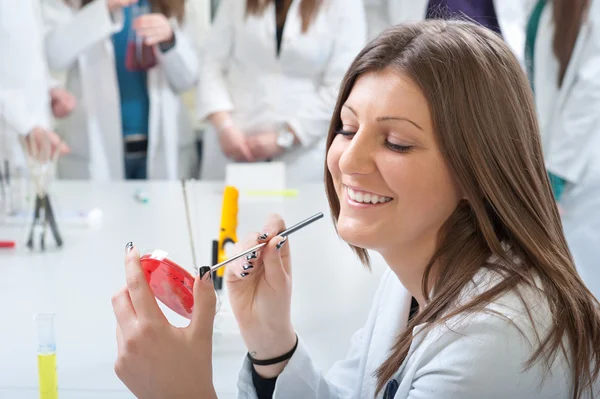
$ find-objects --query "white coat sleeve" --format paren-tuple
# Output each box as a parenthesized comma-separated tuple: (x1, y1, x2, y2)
(547, 2, 600, 184)
(47, 75, 60, 90)
(157, 8, 200, 93)
(42, 0, 124, 71)
(195, 0, 237, 121)
(287, 0, 366, 148)
(0, 89, 37, 135)
(236, 270, 391, 399)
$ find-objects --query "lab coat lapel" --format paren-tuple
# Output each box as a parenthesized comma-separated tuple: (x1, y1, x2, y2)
(262, 1, 277, 57)
(280, 0, 301, 49)
(364, 277, 412, 397)
(557, 16, 593, 110)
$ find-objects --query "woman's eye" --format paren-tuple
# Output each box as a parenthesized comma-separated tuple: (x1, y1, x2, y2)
(335, 129, 356, 137)
(385, 141, 413, 153)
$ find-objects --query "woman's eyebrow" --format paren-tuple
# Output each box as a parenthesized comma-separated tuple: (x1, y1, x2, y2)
(342, 104, 423, 131)
(376, 116, 423, 131)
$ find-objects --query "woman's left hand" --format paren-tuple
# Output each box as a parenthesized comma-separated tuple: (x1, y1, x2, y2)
(133, 14, 174, 46)
(111, 243, 218, 399)
(247, 131, 284, 161)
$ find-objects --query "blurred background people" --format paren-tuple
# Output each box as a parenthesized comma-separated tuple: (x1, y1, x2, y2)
(363, 0, 527, 65)
(0, 0, 71, 162)
(196, 0, 366, 182)
(525, 0, 600, 298)
(42, 0, 200, 180)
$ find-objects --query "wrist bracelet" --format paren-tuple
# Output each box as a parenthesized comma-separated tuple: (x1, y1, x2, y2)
(247, 334, 299, 366)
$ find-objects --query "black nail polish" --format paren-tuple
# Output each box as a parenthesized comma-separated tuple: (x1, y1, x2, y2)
(198, 266, 211, 280)
(276, 236, 288, 250)
(246, 251, 257, 260)
(126, 242, 134, 252)
(241, 272, 249, 278)
(258, 233, 269, 240)
(243, 263, 254, 271)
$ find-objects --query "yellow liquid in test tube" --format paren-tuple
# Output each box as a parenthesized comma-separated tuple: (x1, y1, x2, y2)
(36, 313, 58, 399)
(37, 353, 58, 399)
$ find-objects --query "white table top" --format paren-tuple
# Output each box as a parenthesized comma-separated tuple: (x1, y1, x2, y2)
(0, 181, 387, 398)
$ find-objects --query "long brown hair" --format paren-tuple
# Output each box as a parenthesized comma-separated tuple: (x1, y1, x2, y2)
(324, 21, 600, 398)
(74, 0, 185, 22)
(552, 0, 590, 86)
(246, 0, 322, 33)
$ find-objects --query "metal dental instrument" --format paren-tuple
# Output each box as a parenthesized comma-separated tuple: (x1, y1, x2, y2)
(197, 212, 324, 277)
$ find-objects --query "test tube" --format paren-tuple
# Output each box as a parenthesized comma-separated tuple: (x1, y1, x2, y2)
(36, 313, 58, 399)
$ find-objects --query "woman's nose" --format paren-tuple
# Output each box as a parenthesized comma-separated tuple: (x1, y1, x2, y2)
(338, 129, 376, 176)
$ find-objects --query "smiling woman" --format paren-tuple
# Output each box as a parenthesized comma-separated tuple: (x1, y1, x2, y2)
(110, 19, 600, 399)
(322, 20, 600, 398)
(327, 69, 462, 265)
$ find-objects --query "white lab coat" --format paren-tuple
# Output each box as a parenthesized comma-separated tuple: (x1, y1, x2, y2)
(529, 0, 600, 300)
(41, 0, 201, 180)
(0, 0, 51, 163)
(197, 0, 366, 182)
(236, 266, 593, 398)
(364, 0, 527, 65)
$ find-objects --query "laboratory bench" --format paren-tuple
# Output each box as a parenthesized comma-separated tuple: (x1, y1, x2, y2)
(0, 181, 386, 398)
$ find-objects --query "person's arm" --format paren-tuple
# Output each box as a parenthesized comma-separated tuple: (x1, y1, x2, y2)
(41, 0, 124, 70)
(286, 0, 366, 147)
(545, 1, 600, 185)
(194, 0, 253, 162)
(155, 6, 200, 93)
(0, 89, 37, 135)
(196, 0, 238, 123)
(236, 270, 392, 399)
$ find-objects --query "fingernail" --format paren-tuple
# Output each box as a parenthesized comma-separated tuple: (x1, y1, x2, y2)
(241, 272, 249, 278)
(126, 242, 134, 252)
(258, 233, 269, 240)
(246, 251, 257, 260)
(198, 266, 212, 281)
(276, 236, 288, 250)
(243, 263, 254, 271)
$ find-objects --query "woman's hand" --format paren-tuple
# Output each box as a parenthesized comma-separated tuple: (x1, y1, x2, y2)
(225, 215, 297, 378)
(246, 131, 284, 161)
(107, 0, 138, 12)
(111, 243, 218, 399)
(49, 88, 76, 119)
(133, 14, 174, 46)
(25, 127, 70, 158)
(219, 124, 254, 162)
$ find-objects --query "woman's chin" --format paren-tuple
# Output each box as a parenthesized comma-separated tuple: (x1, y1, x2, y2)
(337, 225, 379, 251)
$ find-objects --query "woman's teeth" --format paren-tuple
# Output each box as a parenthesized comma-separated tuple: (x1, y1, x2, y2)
(347, 187, 392, 204)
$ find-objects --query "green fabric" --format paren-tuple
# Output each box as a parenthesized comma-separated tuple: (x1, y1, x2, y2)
(548, 172, 567, 201)
(526, 1, 564, 202)
(525, 0, 549, 92)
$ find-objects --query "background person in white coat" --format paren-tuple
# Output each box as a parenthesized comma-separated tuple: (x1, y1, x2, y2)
(196, 0, 366, 182)
(525, 0, 600, 300)
(364, 0, 527, 65)
(0, 0, 71, 162)
(42, 0, 201, 180)
(110, 22, 600, 399)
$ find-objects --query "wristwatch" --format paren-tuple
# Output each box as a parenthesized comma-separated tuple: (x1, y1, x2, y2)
(276, 125, 296, 150)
